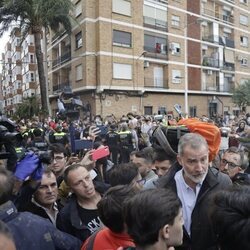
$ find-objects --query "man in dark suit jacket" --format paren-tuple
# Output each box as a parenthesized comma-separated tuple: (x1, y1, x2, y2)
(157, 133, 232, 250)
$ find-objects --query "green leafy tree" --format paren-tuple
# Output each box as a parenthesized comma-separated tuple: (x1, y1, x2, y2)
(232, 81, 250, 108)
(0, 0, 74, 112)
(15, 96, 40, 119)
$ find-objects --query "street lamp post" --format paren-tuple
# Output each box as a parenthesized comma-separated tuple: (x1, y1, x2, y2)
(184, 25, 188, 117)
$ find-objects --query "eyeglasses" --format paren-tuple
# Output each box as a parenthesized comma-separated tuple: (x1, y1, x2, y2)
(136, 179, 146, 185)
(221, 159, 238, 169)
(52, 156, 65, 162)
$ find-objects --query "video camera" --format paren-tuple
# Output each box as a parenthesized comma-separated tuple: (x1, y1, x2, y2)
(25, 147, 52, 165)
(0, 118, 22, 171)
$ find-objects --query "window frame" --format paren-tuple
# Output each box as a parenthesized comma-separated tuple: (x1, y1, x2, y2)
(113, 63, 132, 80)
(75, 31, 83, 49)
(75, 64, 83, 81)
(113, 30, 132, 48)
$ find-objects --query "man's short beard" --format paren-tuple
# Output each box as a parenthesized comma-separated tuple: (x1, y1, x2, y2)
(183, 168, 208, 184)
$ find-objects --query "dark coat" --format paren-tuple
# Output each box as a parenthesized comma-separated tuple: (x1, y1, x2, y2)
(157, 162, 232, 250)
(0, 201, 81, 250)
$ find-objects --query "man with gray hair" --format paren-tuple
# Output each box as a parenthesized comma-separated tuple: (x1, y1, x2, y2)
(157, 133, 232, 250)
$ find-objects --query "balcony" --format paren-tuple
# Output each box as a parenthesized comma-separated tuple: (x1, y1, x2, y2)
(144, 46, 168, 59)
(52, 82, 71, 93)
(202, 35, 220, 44)
(203, 57, 219, 68)
(201, 8, 215, 18)
(216, 14, 234, 24)
(144, 77, 168, 89)
(222, 62, 235, 71)
(203, 82, 234, 93)
(143, 17, 168, 32)
(52, 51, 71, 68)
(52, 30, 67, 43)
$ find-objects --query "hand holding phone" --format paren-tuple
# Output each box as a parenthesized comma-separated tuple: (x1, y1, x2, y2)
(92, 146, 110, 161)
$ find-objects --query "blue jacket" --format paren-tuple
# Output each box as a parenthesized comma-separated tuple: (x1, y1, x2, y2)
(0, 201, 82, 250)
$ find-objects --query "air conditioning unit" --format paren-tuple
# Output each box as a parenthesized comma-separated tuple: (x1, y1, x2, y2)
(144, 61, 149, 68)
(237, 55, 243, 61)
(169, 43, 175, 51)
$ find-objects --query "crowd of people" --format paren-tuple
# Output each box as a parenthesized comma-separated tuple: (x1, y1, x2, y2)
(0, 111, 250, 250)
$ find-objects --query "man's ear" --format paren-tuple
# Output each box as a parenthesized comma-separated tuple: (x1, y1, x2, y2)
(161, 224, 170, 240)
(177, 154, 183, 166)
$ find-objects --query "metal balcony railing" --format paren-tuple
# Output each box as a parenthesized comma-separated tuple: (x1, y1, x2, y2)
(143, 17, 168, 31)
(52, 82, 71, 93)
(202, 35, 235, 48)
(144, 77, 168, 89)
(203, 82, 234, 93)
(144, 46, 168, 59)
(203, 57, 220, 68)
(52, 51, 71, 68)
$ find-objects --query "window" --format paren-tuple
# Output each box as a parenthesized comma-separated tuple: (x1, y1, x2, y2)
(144, 106, 153, 115)
(30, 54, 34, 63)
(241, 58, 248, 66)
(189, 106, 197, 117)
(240, 36, 248, 47)
(154, 67, 163, 87)
(143, 5, 167, 28)
(112, 0, 131, 16)
(75, 2, 82, 17)
(113, 63, 132, 79)
(171, 15, 180, 27)
(76, 64, 83, 81)
(75, 32, 82, 49)
(172, 70, 181, 83)
(240, 0, 248, 4)
(113, 30, 132, 48)
(144, 34, 167, 54)
(240, 14, 248, 26)
(170, 42, 181, 55)
(30, 73, 35, 81)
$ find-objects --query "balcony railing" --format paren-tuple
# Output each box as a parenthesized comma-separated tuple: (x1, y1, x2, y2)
(222, 62, 235, 71)
(201, 8, 234, 24)
(203, 57, 219, 68)
(52, 51, 71, 68)
(202, 35, 235, 48)
(203, 82, 234, 93)
(52, 82, 71, 93)
(144, 46, 168, 59)
(144, 77, 168, 89)
(201, 8, 215, 17)
(143, 17, 168, 31)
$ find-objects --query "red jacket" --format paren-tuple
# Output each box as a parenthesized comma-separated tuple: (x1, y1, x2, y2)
(81, 227, 135, 250)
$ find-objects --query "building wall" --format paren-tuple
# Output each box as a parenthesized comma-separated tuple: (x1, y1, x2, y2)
(45, 0, 250, 119)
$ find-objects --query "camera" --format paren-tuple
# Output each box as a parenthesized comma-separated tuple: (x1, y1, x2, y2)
(0, 118, 22, 171)
(25, 147, 51, 165)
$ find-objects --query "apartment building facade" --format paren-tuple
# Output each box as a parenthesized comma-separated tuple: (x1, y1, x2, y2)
(1, 28, 38, 116)
(2, 0, 249, 118)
